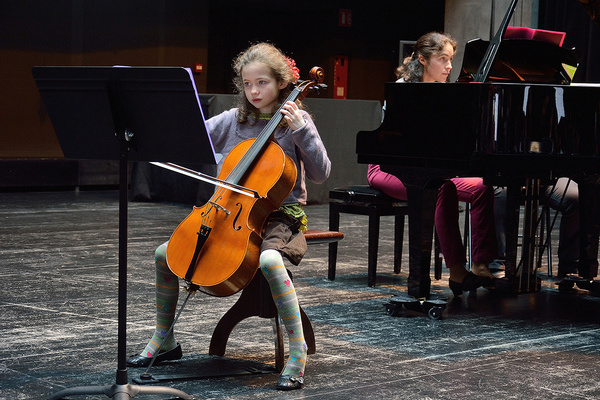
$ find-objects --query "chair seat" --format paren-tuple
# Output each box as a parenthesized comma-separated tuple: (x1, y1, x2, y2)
(329, 185, 407, 207)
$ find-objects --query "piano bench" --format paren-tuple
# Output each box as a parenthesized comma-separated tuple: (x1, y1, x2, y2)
(328, 185, 410, 287)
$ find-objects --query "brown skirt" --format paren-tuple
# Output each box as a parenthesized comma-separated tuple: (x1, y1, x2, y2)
(260, 210, 307, 266)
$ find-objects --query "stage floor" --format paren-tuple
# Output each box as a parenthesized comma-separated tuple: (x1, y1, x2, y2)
(2, 190, 600, 399)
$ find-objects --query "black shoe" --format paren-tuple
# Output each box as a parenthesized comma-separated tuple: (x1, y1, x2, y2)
(557, 261, 579, 278)
(449, 272, 493, 296)
(126, 343, 183, 367)
(487, 276, 515, 294)
(276, 375, 304, 390)
(574, 278, 594, 291)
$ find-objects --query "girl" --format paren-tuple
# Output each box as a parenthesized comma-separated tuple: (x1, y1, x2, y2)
(127, 42, 331, 391)
(368, 32, 498, 295)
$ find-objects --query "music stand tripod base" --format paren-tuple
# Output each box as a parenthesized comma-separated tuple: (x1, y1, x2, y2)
(47, 383, 193, 400)
(133, 366, 276, 385)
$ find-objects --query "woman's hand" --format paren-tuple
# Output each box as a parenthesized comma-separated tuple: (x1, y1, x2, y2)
(280, 101, 306, 131)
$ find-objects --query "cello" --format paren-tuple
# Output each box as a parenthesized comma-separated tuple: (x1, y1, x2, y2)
(164, 67, 325, 297)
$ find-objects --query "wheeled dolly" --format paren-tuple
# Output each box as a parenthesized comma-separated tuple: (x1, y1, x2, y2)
(558, 275, 600, 294)
(384, 294, 448, 320)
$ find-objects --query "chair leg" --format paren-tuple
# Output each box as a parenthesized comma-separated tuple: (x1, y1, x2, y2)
(463, 202, 472, 270)
(545, 204, 553, 276)
(273, 317, 285, 372)
(394, 214, 405, 274)
(328, 204, 340, 281)
(434, 228, 442, 280)
(367, 211, 380, 287)
(300, 308, 316, 355)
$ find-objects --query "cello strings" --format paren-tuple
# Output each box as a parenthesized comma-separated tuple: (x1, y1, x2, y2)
(225, 87, 300, 185)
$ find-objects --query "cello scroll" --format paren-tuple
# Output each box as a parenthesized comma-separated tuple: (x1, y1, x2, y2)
(295, 67, 327, 100)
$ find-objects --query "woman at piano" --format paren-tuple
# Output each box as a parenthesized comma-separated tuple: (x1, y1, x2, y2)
(368, 31, 498, 296)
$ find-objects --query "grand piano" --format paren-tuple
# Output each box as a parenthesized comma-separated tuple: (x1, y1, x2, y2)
(356, 0, 600, 298)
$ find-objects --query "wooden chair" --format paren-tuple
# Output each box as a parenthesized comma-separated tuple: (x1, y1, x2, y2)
(208, 229, 344, 371)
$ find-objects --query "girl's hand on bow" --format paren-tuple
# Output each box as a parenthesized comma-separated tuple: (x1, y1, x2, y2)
(281, 101, 306, 131)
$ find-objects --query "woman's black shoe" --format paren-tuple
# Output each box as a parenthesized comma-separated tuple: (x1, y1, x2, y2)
(126, 343, 183, 367)
(449, 272, 493, 296)
(276, 375, 304, 390)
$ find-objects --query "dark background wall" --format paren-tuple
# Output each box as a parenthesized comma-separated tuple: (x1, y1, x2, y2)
(1, 0, 211, 159)
(1, 0, 599, 200)
(539, 0, 600, 82)
(0, 0, 445, 159)
(205, 1, 446, 98)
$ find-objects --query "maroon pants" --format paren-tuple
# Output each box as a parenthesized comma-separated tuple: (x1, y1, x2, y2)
(367, 165, 497, 267)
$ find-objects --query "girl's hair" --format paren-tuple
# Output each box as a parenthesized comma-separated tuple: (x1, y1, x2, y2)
(232, 42, 300, 125)
(396, 32, 457, 82)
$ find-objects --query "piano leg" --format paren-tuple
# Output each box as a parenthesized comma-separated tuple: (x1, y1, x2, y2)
(504, 180, 543, 293)
(504, 183, 520, 288)
(406, 183, 440, 298)
(521, 179, 543, 292)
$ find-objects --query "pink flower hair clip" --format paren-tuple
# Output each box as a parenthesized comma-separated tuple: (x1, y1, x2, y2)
(284, 56, 300, 83)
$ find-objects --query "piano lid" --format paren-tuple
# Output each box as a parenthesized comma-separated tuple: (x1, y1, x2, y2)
(457, 38, 580, 84)
(459, 0, 581, 84)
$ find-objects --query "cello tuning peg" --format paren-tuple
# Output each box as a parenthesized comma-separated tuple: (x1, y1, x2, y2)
(310, 84, 328, 95)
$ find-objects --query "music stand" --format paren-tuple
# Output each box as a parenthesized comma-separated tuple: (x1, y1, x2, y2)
(33, 66, 217, 400)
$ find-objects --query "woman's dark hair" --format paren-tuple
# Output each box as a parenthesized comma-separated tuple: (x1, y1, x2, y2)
(396, 32, 457, 82)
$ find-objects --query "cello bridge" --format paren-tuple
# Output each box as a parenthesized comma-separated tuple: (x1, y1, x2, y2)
(209, 201, 231, 215)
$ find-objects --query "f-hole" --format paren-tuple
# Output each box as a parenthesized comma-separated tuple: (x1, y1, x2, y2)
(232, 203, 243, 231)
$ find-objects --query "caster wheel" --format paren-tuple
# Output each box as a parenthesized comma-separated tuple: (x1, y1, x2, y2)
(558, 280, 574, 294)
(385, 304, 401, 316)
(428, 307, 443, 320)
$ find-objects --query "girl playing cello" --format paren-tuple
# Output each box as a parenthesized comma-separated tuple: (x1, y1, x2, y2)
(127, 42, 331, 391)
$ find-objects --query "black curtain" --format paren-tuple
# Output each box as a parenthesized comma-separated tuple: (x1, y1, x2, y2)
(539, 0, 600, 82)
